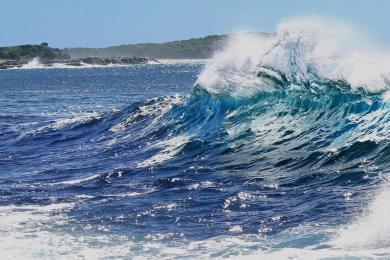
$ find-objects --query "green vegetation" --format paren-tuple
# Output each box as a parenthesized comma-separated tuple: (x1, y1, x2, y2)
(63, 35, 231, 59)
(0, 44, 70, 61)
(0, 32, 274, 69)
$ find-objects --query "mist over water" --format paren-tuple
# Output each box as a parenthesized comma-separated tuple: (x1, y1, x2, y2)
(0, 17, 390, 259)
(199, 17, 390, 95)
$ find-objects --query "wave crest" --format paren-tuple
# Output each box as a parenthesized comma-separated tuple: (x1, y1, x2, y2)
(197, 17, 390, 98)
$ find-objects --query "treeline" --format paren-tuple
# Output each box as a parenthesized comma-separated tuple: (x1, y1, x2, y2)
(0, 44, 70, 60)
(0, 32, 274, 62)
(63, 35, 231, 59)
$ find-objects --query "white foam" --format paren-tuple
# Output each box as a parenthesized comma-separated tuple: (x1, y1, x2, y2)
(51, 173, 101, 185)
(188, 181, 215, 190)
(197, 32, 274, 95)
(332, 182, 390, 249)
(109, 95, 183, 133)
(0, 203, 76, 259)
(9, 58, 205, 70)
(15, 111, 101, 140)
(1, 194, 390, 259)
(384, 91, 390, 101)
(198, 17, 390, 97)
(51, 111, 101, 129)
(137, 135, 190, 167)
(11, 58, 146, 70)
(19, 57, 45, 69)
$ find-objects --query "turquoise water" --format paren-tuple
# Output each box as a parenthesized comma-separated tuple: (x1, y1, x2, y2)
(2, 18, 390, 257)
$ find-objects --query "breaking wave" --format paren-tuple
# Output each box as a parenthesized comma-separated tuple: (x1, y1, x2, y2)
(1, 17, 390, 258)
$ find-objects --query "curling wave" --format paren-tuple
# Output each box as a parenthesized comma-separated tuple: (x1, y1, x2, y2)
(1, 17, 390, 259)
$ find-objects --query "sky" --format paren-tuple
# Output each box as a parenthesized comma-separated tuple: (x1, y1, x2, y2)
(2, 0, 390, 48)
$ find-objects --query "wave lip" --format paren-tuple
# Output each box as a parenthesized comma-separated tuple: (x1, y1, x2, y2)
(1, 17, 390, 259)
(197, 17, 390, 97)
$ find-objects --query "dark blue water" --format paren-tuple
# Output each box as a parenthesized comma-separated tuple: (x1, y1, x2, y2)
(0, 63, 389, 258)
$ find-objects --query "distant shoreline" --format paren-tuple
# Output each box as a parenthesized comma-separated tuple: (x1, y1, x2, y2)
(0, 58, 209, 70)
(0, 32, 274, 70)
(62, 32, 273, 59)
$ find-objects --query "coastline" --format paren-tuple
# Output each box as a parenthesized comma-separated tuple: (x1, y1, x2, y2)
(0, 58, 209, 70)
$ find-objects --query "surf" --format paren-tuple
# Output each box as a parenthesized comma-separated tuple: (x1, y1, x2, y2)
(0, 17, 390, 259)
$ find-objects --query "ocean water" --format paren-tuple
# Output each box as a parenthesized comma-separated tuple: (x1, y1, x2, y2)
(1, 19, 390, 259)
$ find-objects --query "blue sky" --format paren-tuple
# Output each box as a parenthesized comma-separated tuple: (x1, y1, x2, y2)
(1, 0, 390, 48)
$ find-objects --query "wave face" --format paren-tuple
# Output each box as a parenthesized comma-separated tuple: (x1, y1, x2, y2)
(0, 18, 390, 258)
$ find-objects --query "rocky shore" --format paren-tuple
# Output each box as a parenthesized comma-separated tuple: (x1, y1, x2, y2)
(0, 57, 149, 69)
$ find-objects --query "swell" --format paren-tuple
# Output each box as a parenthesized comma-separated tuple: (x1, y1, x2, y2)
(0, 74, 389, 260)
(2, 18, 390, 258)
(6, 72, 389, 184)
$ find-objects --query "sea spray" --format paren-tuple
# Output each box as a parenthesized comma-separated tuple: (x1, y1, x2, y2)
(0, 17, 389, 259)
(198, 17, 390, 96)
(333, 181, 390, 249)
